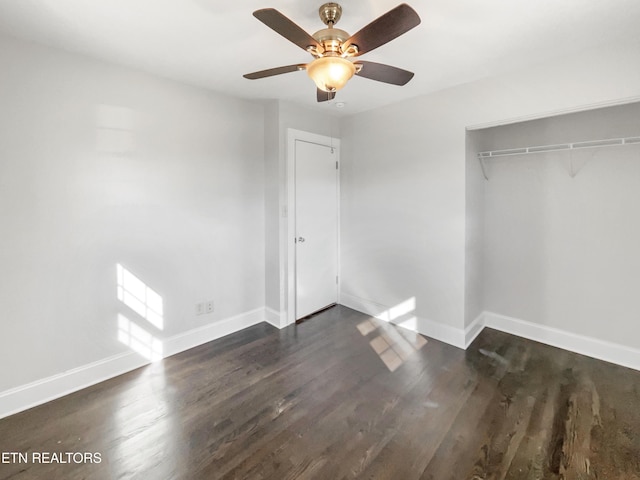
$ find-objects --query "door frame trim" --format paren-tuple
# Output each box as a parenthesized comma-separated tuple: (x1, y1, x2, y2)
(286, 129, 341, 327)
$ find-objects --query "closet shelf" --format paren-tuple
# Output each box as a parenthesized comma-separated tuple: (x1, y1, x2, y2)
(477, 135, 640, 180)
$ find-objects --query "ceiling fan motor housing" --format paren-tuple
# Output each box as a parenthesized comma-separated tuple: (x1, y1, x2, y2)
(312, 27, 350, 55)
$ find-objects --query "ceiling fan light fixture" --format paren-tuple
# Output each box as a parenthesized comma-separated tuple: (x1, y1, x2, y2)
(306, 56, 355, 92)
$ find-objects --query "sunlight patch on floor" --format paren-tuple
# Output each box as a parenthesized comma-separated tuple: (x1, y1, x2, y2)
(358, 317, 427, 372)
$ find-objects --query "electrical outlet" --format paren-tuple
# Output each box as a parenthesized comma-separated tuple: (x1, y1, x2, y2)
(206, 301, 214, 313)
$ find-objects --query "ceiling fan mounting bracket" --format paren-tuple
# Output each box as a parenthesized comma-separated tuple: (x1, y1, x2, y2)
(318, 3, 342, 26)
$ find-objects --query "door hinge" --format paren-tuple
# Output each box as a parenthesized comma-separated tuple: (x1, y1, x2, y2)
(336, 161, 339, 170)
(336, 275, 339, 284)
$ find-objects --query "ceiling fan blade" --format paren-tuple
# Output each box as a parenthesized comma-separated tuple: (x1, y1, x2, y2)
(343, 4, 420, 57)
(317, 89, 336, 102)
(243, 64, 306, 80)
(354, 61, 414, 85)
(253, 8, 322, 52)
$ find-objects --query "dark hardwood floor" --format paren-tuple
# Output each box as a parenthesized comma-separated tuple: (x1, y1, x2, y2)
(1, 305, 639, 479)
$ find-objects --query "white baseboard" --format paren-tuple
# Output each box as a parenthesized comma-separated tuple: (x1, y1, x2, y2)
(0, 307, 267, 420)
(163, 307, 265, 357)
(264, 307, 284, 329)
(464, 312, 486, 348)
(339, 292, 467, 349)
(482, 311, 640, 371)
(0, 352, 150, 422)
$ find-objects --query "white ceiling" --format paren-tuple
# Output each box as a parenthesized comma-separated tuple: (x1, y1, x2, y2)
(0, 0, 639, 114)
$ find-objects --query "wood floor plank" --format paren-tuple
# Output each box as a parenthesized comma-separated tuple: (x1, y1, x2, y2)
(1, 308, 639, 479)
(419, 341, 521, 480)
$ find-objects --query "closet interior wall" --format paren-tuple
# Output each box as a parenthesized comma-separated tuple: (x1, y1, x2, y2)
(477, 102, 640, 349)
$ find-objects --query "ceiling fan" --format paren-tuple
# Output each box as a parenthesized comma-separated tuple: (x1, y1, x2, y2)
(243, 3, 421, 102)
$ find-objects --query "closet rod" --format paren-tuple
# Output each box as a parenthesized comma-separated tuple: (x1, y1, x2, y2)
(477, 135, 640, 180)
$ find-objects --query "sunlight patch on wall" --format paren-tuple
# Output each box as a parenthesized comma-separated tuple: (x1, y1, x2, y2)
(118, 314, 163, 362)
(361, 295, 423, 334)
(117, 264, 164, 330)
(374, 297, 416, 322)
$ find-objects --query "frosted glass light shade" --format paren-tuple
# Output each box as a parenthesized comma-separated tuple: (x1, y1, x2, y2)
(307, 56, 356, 92)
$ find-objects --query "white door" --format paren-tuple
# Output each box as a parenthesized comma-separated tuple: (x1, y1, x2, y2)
(295, 140, 338, 319)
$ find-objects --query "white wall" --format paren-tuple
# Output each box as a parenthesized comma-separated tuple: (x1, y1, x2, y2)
(264, 101, 280, 315)
(340, 99, 467, 336)
(480, 102, 640, 349)
(0, 35, 265, 393)
(340, 41, 640, 346)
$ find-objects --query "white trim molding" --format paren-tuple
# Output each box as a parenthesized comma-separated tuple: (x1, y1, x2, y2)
(265, 307, 284, 329)
(464, 312, 486, 349)
(0, 352, 149, 422)
(481, 311, 640, 372)
(0, 307, 268, 420)
(162, 307, 266, 358)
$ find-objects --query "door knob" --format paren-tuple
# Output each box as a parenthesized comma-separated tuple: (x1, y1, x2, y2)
(298, 237, 305, 243)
